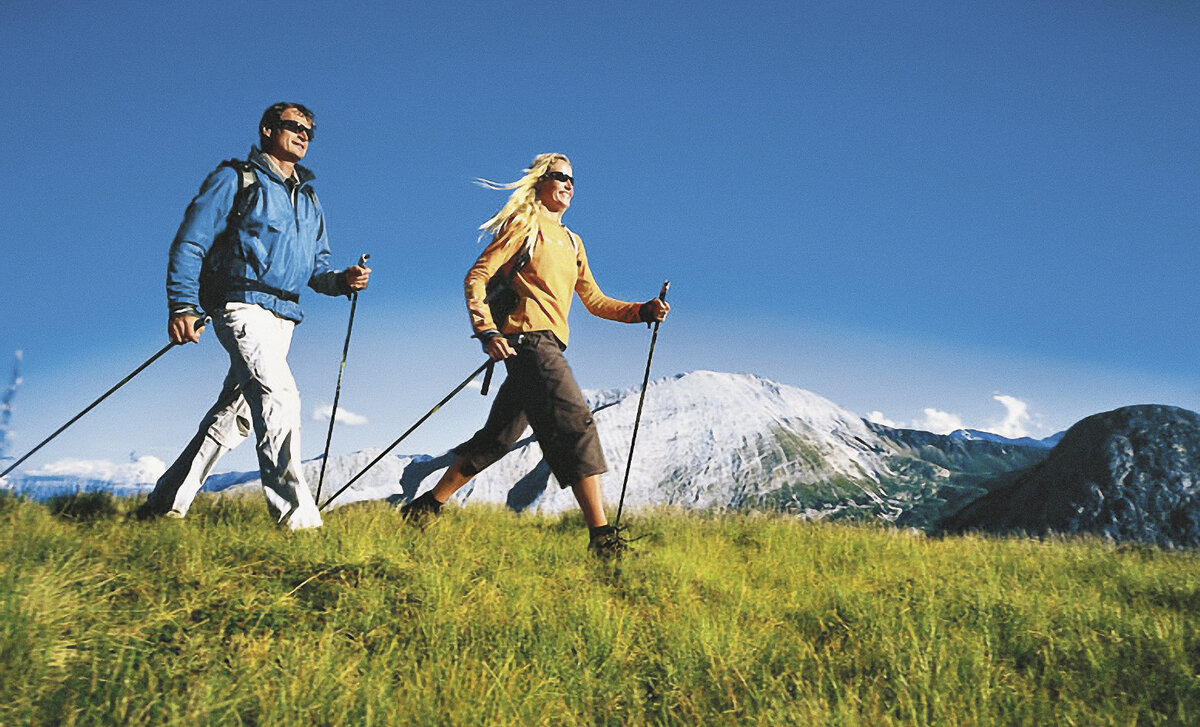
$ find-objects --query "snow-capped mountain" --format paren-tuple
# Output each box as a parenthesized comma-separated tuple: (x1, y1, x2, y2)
(1, 456, 166, 499)
(207, 371, 901, 515)
(394, 370, 896, 514)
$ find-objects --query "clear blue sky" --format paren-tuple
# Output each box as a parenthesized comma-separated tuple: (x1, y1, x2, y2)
(2, 0, 1197, 474)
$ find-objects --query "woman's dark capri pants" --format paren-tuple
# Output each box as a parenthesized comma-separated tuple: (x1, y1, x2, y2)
(454, 331, 607, 487)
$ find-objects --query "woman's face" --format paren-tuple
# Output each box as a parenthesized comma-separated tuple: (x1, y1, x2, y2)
(536, 160, 574, 214)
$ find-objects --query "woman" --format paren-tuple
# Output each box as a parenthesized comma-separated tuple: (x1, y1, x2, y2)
(402, 153, 669, 557)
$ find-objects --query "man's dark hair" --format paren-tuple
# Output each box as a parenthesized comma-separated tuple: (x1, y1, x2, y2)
(258, 102, 315, 150)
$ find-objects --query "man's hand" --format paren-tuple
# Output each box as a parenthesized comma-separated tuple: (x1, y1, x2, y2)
(484, 335, 517, 361)
(169, 315, 205, 345)
(641, 297, 671, 323)
(344, 264, 371, 291)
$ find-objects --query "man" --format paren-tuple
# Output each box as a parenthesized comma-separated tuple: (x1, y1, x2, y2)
(139, 102, 370, 530)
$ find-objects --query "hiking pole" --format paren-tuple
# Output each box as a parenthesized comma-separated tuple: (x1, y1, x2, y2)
(315, 253, 370, 503)
(318, 359, 492, 511)
(0, 319, 208, 479)
(614, 280, 670, 527)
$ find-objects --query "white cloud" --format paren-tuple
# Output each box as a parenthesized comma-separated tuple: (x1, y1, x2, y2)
(311, 405, 368, 426)
(865, 411, 900, 428)
(465, 379, 483, 391)
(867, 407, 963, 434)
(914, 408, 964, 435)
(868, 394, 1040, 439)
(988, 394, 1031, 438)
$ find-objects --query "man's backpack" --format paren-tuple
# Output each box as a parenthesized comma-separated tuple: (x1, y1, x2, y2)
(198, 159, 260, 314)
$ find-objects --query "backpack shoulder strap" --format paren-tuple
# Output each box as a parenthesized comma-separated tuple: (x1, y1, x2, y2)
(218, 158, 259, 225)
(560, 224, 580, 256)
(505, 232, 536, 279)
(201, 159, 258, 295)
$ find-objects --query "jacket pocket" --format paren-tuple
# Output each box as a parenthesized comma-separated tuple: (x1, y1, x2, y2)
(237, 208, 290, 278)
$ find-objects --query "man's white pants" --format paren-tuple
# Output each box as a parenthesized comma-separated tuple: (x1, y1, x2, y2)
(146, 303, 322, 529)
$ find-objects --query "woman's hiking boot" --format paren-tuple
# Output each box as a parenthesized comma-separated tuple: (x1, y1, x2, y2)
(400, 491, 443, 526)
(588, 524, 628, 559)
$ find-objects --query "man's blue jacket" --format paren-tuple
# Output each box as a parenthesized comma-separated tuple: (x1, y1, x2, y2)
(167, 149, 349, 324)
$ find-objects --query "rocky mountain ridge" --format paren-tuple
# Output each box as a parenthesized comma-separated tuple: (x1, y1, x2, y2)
(938, 404, 1200, 548)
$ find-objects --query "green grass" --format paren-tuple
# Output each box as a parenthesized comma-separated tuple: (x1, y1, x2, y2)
(1, 491, 1198, 725)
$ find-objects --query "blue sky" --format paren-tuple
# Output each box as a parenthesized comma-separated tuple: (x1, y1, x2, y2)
(2, 0, 1198, 475)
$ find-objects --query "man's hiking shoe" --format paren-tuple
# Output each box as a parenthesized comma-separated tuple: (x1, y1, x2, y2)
(132, 503, 184, 521)
(400, 491, 443, 525)
(588, 525, 629, 559)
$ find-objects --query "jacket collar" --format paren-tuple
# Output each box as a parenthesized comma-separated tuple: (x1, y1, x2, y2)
(247, 147, 316, 186)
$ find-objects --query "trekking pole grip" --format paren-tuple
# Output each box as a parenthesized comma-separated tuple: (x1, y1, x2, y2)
(346, 253, 369, 300)
(173, 315, 210, 346)
(351, 253, 370, 297)
(646, 280, 670, 329)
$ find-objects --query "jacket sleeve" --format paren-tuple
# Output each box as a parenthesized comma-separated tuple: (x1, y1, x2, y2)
(305, 195, 351, 297)
(166, 167, 239, 316)
(465, 225, 527, 336)
(573, 235, 643, 323)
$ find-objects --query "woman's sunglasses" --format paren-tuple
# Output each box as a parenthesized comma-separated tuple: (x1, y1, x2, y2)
(541, 171, 573, 184)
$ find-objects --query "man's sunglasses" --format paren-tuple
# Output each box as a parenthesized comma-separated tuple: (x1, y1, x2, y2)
(541, 171, 573, 184)
(277, 119, 314, 139)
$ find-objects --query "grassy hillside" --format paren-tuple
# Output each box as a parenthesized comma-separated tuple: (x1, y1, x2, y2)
(1, 492, 1197, 725)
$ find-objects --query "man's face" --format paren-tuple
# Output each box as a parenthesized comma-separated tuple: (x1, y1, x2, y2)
(262, 107, 312, 165)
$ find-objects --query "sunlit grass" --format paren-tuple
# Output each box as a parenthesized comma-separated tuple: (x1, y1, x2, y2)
(1, 491, 1197, 725)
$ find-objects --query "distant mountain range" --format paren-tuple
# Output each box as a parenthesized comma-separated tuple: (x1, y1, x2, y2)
(3, 370, 1195, 547)
(946, 428, 1063, 449)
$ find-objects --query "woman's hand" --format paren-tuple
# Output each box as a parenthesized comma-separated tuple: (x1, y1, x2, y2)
(485, 335, 517, 361)
(640, 298, 671, 323)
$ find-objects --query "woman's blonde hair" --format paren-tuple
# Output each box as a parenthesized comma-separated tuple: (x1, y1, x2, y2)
(476, 153, 570, 242)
